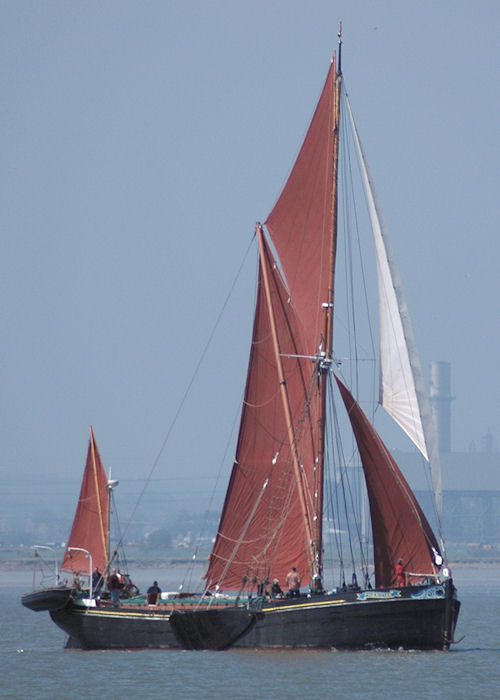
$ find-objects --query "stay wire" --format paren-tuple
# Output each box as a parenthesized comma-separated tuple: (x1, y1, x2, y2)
(116, 233, 256, 552)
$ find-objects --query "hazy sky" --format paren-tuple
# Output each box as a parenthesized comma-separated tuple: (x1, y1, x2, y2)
(2, 1, 499, 517)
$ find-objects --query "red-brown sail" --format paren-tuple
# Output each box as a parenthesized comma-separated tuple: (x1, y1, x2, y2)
(206, 58, 340, 592)
(265, 57, 338, 352)
(205, 234, 322, 591)
(335, 375, 441, 587)
(61, 427, 109, 575)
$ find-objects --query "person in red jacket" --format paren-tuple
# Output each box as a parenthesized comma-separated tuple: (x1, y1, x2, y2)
(396, 558, 406, 587)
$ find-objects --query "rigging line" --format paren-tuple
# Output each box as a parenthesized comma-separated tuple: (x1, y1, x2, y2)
(108, 490, 128, 572)
(328, 380, 358, 579)
(179, 380, 245, 596)
(340, 105, 360, 398)
(340, 94, 378, 411)
(203, 477, 270, 606)
(327, 373, 371, 582)
(325, 391, 347, 584)
(339, 99, 377, 411)
(117, 232, 257, 548)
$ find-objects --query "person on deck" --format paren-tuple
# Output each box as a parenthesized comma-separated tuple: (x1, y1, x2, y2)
(396, 558, 406, 587)
(92, 567, 103, 597)
(286, 567, 301, 598)
(107, 568, 121, 606)
(147, 580, 162, 605)
(270, 578, 283, 598)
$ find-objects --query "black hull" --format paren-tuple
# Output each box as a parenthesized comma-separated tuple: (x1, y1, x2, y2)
(21, 587, 74, 612)
(235, 590, 460, 650)
(45, 583, 459, 652)
(173, 584, 461, 651)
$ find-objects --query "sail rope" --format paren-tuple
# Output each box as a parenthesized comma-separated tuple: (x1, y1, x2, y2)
(199, 477, 270, 608)
(325, 375, 372, 588)
(207, 343, 322, 593)
(178, 381, 245, 595)
(339, 94, 378, 415)
(344, 91, 445, 552)
(113, 234, 256, 576)
(321, 96, 384, 589)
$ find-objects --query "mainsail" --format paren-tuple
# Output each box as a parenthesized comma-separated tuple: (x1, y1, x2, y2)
(206, 57, 341, 592)
(61, 427, 109, 575)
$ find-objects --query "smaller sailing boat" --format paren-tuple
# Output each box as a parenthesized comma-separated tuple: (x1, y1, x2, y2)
(168, 34, 461, 651)
(22, 427, 135, 617)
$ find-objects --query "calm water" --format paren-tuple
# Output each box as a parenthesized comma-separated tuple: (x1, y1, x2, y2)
(1, 564, 499, 699)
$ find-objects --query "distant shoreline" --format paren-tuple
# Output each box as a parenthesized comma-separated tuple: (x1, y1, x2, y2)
(3, 557, 500, 573)
(6, 560, 500, 592)
(0, 558, 201, 570)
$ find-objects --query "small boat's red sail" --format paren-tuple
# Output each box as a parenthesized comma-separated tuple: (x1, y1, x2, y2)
(335, 375, 441, 587)
(61, 427, 109, 575)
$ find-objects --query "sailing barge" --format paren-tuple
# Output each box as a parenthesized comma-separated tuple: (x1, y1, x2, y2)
(169, 36, 460, 651)
(22, 38, 460, 651)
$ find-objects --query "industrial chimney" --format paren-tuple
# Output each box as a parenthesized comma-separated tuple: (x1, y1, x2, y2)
(429, 361, 454, 453)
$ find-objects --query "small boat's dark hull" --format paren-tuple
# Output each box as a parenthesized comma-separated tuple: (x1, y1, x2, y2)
(43, 582, 459, 651)
(50, 602, 178, 650)
(21, 587, 74, 612)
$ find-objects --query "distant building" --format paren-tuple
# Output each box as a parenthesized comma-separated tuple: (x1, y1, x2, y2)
(394, 449, 500, 545)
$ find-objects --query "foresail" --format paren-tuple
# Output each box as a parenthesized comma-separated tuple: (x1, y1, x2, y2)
(205, 235, 322, 592)
(335, 375, 441, 587)
(346, 97, 443, 521)
(61, 427, 109, 575)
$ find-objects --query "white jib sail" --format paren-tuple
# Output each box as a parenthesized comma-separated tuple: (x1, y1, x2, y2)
(346, 96, 443, 524)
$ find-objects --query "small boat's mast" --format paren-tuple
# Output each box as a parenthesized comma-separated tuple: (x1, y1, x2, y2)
(89, 427, 107, 570)
(106, 472, 119, 574)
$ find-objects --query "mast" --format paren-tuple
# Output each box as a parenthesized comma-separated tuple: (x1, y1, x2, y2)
(256, 224, 317, 577)
(314, 32, 342, 589)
